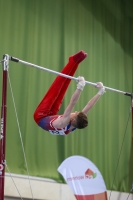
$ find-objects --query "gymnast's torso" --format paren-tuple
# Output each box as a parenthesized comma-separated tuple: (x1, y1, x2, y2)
(38, 115, 76, 135)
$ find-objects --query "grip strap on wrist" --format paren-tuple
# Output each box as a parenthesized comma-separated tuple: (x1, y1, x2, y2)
(77, 82, 85, 91)
(77, 77, 85, 91)
(98, 87, 106, 95)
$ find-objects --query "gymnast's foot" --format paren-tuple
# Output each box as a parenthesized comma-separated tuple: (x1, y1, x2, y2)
(71, 50, 88, 64)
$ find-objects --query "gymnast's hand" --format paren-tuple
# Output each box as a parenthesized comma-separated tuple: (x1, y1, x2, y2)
(95, 82, 106, 95)
(77, 76, 86, 91)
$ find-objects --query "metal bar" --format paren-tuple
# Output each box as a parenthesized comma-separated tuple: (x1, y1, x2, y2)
(9, 55, 132, 96)
(0, 54, 9, 200)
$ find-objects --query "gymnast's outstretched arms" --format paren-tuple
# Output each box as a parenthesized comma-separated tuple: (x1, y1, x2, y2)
(52, 78, 105, 129)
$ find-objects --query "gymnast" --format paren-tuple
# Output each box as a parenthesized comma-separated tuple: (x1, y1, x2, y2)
(33, 50, 105, 135)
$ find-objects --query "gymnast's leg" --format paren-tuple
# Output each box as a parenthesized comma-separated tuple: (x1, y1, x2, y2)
(34, 50, 87, 124)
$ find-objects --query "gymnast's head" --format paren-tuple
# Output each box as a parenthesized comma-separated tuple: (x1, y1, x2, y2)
(71, 111, 88, 129)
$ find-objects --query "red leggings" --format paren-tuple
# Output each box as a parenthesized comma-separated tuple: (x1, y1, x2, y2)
(34, 51, 87, 124)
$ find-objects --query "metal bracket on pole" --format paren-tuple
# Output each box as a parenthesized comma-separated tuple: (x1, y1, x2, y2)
(2, 54, 9, 71)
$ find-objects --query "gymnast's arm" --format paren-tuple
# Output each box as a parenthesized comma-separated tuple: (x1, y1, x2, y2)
(82, 82, 105, 115)
(52, 77, 85, 129)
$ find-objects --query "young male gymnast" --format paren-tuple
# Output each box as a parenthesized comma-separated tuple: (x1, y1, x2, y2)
(34, 50, 105, 135)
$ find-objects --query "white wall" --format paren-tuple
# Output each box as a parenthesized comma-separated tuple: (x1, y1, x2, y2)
(4, 173, 133, 200)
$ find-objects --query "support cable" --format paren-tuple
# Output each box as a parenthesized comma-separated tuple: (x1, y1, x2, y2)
(4, 161, 23, 200)
(126, 183, 133, 200)
(109, 108, 131, 200)
(8, 72, 34, 200)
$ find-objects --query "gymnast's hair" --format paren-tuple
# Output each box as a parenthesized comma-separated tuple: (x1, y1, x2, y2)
(74, 112, 88, 129)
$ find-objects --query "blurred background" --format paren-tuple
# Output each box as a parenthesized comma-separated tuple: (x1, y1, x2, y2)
(0, 0, 133, 198)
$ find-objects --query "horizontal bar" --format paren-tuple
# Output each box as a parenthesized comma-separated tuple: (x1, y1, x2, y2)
(9, 55, 132, 96)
